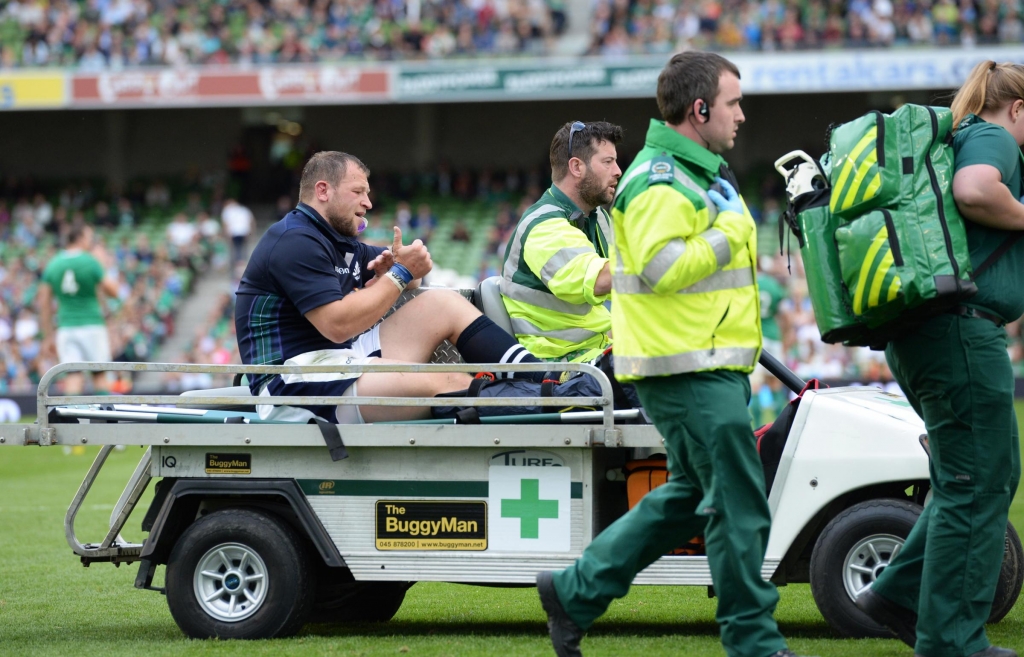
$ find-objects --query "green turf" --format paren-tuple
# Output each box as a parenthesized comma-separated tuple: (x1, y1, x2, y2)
(2, 409, 1024, 657)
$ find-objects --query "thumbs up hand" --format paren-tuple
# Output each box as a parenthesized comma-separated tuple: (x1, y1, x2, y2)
(392, 226, 403, 255)
(393, 226, 432, 280)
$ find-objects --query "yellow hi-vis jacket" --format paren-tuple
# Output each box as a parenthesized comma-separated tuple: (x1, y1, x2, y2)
(499, 184, 612, 361)
(610, 119, 761, 381)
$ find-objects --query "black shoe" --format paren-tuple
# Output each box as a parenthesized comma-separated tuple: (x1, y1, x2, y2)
(916, 649, 1018, 657)
(537, 571, 584, 657)
(766, 651, 819, 657)
(854, 587, 917, 648)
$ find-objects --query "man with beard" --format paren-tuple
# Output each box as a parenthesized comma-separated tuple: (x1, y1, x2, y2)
(536, 53, 804, 657)
(235, 151, 547, 424)
(500, 121, 623, 362)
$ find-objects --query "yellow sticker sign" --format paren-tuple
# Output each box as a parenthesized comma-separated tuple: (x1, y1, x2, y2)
(205, 453, 251, 475)
(375, 501, 487, 551)
(0, 72, 67, 109)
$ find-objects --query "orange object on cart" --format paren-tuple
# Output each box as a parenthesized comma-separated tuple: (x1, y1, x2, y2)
(622, 455, 705, 555)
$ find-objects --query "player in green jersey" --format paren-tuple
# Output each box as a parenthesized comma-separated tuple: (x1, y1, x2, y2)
(38, 224, 120, 394)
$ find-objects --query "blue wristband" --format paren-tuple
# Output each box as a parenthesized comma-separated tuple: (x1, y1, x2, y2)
(390, 263, 414, 285)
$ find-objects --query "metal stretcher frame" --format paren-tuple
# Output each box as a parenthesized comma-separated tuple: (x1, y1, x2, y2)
(6, 360, 666, 567)
(35, 361, 619, 431)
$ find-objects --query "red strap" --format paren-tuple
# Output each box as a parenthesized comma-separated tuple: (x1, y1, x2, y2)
(753, 379, 824, 455)
(797, 378, 823, 398)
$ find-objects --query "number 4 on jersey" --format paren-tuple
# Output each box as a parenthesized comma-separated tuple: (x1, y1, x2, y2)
(61, 269, 79, 295)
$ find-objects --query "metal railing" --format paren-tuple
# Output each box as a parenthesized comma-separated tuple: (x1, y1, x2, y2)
(37, 360, 618, 433)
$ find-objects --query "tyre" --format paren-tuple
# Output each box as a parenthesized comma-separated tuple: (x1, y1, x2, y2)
(165, 508, 315, 639)
(988, 521, 1024, 624)
(809, 498, 921, 638)
(309, 577, 411, 624)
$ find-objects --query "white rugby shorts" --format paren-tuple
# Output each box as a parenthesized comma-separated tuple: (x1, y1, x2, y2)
(257, 325, 382, 424)
(56, 325, 112, 364)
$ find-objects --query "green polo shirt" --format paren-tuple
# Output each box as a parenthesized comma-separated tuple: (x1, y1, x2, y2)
(953, 114, 1024, 322)
(41, 250, 105, 327)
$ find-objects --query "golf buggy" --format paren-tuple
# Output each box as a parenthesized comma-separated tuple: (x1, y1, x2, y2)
(2, 282, 1019, 640)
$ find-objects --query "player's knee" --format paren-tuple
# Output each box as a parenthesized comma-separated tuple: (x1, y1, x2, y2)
(418, 288, 472, 310)
(439, 372, 472, 394)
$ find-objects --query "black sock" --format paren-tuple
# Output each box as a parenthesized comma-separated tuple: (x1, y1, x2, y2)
(456, 316, 545, 381)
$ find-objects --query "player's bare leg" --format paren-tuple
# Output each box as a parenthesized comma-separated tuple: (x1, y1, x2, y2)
(354, 358, 471, 422)
(378, 289, 483, 363)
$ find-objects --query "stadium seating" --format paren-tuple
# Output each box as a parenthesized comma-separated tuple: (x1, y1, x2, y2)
(1, 0, 565, 67)
(3, 0, 1017, 68)
(588, 0, 1024, 55)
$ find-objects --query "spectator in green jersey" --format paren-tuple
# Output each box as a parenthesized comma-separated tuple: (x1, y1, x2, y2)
(38, 224, 120, 394)
(750, 256, 791, 426)
(757, 256, 789, 359)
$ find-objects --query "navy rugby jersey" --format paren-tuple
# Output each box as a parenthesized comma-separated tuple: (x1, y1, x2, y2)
(234, 203, 386, 393)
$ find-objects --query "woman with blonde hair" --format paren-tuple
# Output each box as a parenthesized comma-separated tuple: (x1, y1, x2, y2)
(856, 60, 1024, 657)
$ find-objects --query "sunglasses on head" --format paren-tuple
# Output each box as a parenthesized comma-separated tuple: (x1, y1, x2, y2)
(568, 121, 586, 161)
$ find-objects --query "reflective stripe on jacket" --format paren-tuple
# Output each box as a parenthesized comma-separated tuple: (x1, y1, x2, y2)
(500, 185, 612, 360)
(610, 119, 761, 381)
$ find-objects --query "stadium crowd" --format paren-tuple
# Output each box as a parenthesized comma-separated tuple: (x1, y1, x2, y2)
(7, 164, 1024, 398)
(0, 0, 1020, 68)
(163, 291, 241, 391)
(0, 180, 236, 393)
(0, 0, 565, 68)
(588, 0, 1024, 55)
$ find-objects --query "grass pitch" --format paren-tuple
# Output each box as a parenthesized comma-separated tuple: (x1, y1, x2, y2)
(2, 411, 1024, 656)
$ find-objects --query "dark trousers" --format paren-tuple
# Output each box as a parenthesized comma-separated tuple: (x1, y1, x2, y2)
(551, 370, 788, 657)
(231, 235, 246, 265)
(875, 314, 1021, 657)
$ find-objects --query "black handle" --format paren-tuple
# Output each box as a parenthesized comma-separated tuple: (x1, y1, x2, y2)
(758, 350, 805, 395)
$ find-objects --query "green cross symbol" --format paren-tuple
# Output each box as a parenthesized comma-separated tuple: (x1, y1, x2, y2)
(501, 478, 559, 539)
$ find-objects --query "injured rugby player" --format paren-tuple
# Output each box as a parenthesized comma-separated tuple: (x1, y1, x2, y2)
(235, 151, 548, 423)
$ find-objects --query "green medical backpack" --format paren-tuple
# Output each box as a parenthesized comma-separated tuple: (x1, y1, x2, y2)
(780, 104, 977, 347)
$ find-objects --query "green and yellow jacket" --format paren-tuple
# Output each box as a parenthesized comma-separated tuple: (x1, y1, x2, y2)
(500, 184, 612, 361)
(610, 119, 761, 381)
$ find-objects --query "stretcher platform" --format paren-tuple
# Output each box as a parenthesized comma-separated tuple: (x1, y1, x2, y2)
(50, 403, 644, 425)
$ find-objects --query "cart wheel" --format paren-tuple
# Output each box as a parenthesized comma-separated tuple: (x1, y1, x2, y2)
(988, 521, 1024, 624)
(165, 508, 314, 639)
(810, 498, 921, 638)
(309, 580, 412, 624)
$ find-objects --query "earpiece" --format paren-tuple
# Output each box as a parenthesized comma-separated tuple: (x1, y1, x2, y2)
(688, 99, 712, 149)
